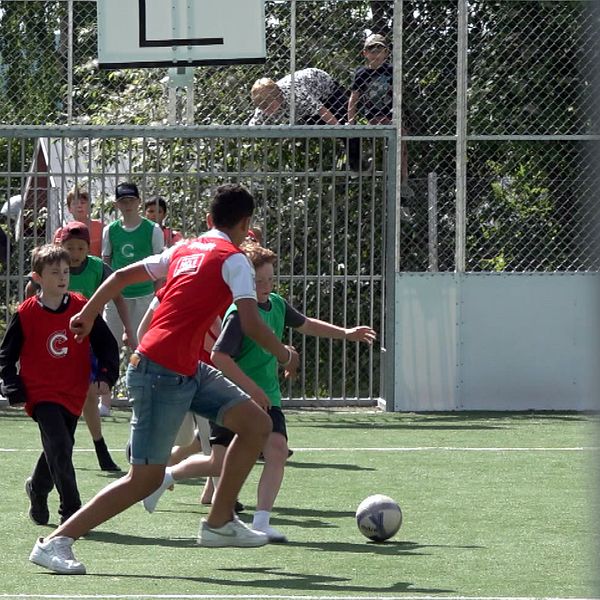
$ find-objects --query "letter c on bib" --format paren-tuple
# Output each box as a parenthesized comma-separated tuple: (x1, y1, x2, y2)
(48, 330, 69, 358)
(121, 243, 134, 258)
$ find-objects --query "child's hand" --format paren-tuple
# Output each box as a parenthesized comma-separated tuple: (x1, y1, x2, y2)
(70, 312, 93, 342)
(283, 345, 299, 380)
(248, 383, 271, 411)
(123, 329, 136, 350)
(346, 326, 376, 344)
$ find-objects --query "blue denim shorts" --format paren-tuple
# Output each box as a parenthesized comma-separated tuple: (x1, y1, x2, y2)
(126, 353, 249, 465)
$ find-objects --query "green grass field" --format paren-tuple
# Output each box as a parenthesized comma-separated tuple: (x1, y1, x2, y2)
(0, 406, 598, 599)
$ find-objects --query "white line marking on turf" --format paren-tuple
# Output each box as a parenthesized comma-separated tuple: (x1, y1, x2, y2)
(0, 447, 596, 453)
(0, 596, 598, 600)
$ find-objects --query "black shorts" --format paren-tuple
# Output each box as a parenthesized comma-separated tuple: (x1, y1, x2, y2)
(209, 406, 288, 447)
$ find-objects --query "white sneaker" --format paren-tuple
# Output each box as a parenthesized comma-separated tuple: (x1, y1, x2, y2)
(98, 403, 111, 417)
(253, 524, 288, 543)
(29, 536, 86, 575)
(197, 517, 269, 547)
(142, 481, 169, 513)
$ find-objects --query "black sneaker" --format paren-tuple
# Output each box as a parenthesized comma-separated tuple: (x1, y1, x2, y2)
(234, 500, 245, 513)
(25, 477, 49, 525)
(98, 454, 121, 472)
(94, 438, 121, 472)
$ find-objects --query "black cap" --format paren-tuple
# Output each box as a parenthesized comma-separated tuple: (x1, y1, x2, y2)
(115, 182, 140, 200)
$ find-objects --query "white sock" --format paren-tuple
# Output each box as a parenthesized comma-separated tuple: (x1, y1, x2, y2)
(163, 468, 175, 489)
(253, 510, 270, 529)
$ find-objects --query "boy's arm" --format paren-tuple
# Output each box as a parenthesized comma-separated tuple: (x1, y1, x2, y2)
(70, 262, 152, 342)
(348, 90, 361, 125)
(211, 351, 271, 411)
(0, 313, 27, 405)
(113, 294, 136, 349)
(235, 297, 299, 379)
(317, 105, 339, 125)
(211, 311, 271, 410)
(89, 314, 120, 389)
(137, 296, 159, 342)
(298, 317, 376, 344)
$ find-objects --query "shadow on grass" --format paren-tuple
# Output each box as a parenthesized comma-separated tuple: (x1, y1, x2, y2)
(284, 460, 375, 471)
(84, 530, 198, 548)
(290, 411, 596, 432)
(74, 564, 455, 595)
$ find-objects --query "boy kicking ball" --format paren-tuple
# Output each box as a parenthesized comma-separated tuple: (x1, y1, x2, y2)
(28, 184, 299, 575)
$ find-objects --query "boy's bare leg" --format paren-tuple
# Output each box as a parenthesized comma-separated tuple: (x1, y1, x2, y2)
(256, 432, 288, 511)
(206, 401, 271, 527)
(82, 387, 101, 440)
(169, 437, 202, 466)
(44, 464, 165, 542)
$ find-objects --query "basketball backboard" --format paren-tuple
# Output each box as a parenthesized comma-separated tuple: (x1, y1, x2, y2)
(97, 0, 266, 69)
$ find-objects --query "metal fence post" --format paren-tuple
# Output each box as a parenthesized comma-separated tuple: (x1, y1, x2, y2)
(428, 172, 439, 271)
(392, 0, 403, 273)
(67, 0, 74, 125)
(456, 0, 468, 272)
(289, 0, 297, 125)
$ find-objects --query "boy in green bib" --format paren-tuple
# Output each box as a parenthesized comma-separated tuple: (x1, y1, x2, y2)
(142, 240, 376, 543)
(100, 182, 164, 415)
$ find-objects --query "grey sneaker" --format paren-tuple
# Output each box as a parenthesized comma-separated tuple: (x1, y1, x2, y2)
(25, 478, 49, 525)
(197, 517, 269, 547)
(29, 536, 86, 575)
(253, 524, 288, 543)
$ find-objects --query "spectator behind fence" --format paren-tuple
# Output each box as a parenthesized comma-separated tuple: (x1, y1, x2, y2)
(144, 196, 183, 248)
(347, 34, 413, 196)
(100, 182, 164, 416)
(249, 68, 348, 126)
(63, 186, 104, 257)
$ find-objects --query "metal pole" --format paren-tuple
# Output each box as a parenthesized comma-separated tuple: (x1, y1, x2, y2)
(456, 0, 468, 272)
(289, 0, 297, 125)
(67, 0, 74, 125)
(428, 172, 438, 271)
(392, 0, 403, 273)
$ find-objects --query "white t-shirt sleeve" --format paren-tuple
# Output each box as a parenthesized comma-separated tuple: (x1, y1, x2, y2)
(151, 224, 165, 253)
(143, 246, 175, 281)
(222, 253, 257, 301)
(101, 225, 111, 258)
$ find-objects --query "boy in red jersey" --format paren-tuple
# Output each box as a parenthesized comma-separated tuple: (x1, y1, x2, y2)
(0, 245, 118, 529)
(29, 184, 299, 575)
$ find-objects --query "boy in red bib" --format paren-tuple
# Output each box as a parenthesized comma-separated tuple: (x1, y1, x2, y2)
(29, 184, 299, 575)
(0, 245, 118, 527)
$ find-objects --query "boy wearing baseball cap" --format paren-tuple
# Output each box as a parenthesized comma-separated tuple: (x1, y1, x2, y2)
(347, 34, 413, 196)
(53, 221, 134, 471)
(100, 182, 164, 415)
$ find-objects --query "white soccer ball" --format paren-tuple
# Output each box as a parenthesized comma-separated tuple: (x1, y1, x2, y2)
(356, 494, 402, 542)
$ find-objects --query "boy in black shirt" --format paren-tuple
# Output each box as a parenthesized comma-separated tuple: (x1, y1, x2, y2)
(0, 244, 119, 529)
(348, 34, 413, 197)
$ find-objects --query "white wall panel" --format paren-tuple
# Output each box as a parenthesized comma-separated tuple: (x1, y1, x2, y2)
(394, 273, 600, 411)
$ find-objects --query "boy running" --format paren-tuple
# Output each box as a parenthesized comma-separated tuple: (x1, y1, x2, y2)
(28, 183, 299, 575)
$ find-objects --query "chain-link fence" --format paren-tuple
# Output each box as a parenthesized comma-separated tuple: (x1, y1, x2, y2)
(0, 127, 392, 403)
(0, 0, 597, 404)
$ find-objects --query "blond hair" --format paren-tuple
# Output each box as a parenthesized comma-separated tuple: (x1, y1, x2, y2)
(66, 185, 90, 209)
(31, 244, 70, 275)
(251, 78, 283, 111)
(241, 240, 277, 270)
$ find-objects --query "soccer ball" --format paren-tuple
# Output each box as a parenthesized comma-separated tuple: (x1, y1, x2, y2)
(356, 494, 402, 542)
